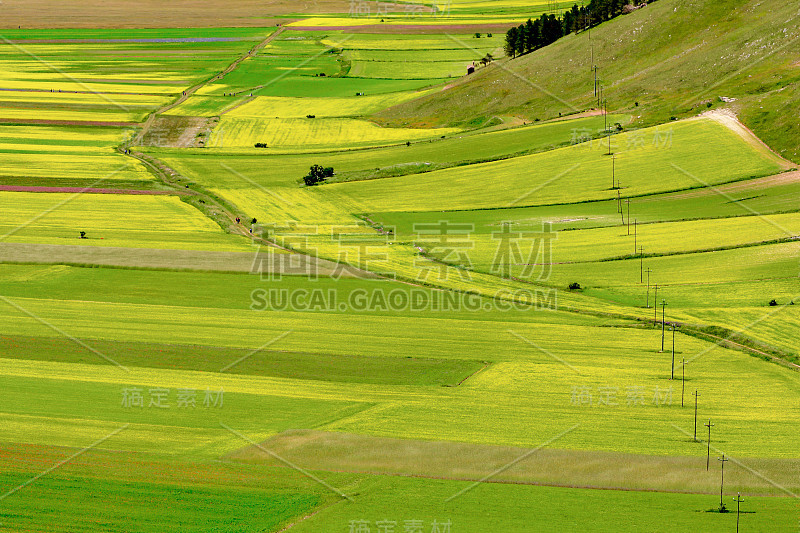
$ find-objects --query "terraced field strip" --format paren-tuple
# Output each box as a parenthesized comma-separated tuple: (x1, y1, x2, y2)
(321, 118, 786, 212)
(0, 191, 254, 251)
(207, 117, 461, 149)
(0, 309, 797, 457)
(130, 28, 283, 145)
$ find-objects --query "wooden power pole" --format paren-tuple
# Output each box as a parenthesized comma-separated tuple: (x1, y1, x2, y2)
(693, 390, 700, 441)
(718, 454, 729, 512)
(704, 419, 714, 471)
(660, 299, 667, 352)
(681, 359, 687, 407)
(733, 493, 744, 532)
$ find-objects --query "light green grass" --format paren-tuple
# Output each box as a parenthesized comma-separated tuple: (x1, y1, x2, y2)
(322, 118, 785, 212)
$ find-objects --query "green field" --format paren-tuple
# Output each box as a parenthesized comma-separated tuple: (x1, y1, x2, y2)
(1, 4, 799, 532)
(323, 118, 786, 212)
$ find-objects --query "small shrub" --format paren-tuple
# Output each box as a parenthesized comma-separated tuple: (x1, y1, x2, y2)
(303, 164, 332, 186)
(254, 142, 268, 148)
(568, 282, 582, 290)
(769, 299, 778, 306)
(79, 231, 87, 239)
(306, 114, 316, 119)
(251, 218, 257, 224)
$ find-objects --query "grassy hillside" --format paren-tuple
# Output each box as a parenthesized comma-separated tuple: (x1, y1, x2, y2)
(375, 0, 800, 162)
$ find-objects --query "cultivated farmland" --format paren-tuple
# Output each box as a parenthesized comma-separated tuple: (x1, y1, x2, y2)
(1, 1, 799, 532)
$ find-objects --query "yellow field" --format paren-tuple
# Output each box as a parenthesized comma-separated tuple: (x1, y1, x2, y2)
(0, 124, 133, 144)
(0, 91, 169, 106)
(207, 117, 461, 149)
(0, 153, 153, 182)
(0, 78, 185, 95)
(0, 106, 148, 123)
(225, 91, 436, 119)
(287, 16, 523, 27)
(0, 192, 253, 251)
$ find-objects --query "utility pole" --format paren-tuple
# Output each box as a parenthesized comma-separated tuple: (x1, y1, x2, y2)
(660, 299, 667, 352)
(639, 246, 644, 283)
(607, 99, 612, 156)
(612, 153, 616, 189)
(592, 65, 598, 97)
(653, 284, 659, 322)
(626, 198, 631, 235)
(704, 419, 714, 471)
(671, 326, 675, 380)
(718, 455, 729, 512)
(693, 390, 700, 441)
(645, 268, 652, 307)
(681, 359, 687, 407)
(634, 219, 637, 253)
(733, 493, 744, 532)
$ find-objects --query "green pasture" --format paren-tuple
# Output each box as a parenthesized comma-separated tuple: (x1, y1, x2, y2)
(0, 277, 798, 459)
(322, 118, 786, 212)
(144, 114, 612, 184)
(288, 475, 800, 533)
(371, 173, 800, 233)
(547, 241, 800, 308)
(0, 13, 798, 533)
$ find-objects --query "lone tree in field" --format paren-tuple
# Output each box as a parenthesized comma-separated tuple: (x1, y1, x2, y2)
(303, 164, 334, 186)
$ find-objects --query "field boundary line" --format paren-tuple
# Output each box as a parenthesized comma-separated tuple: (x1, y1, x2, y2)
(130, 27, 286, 145)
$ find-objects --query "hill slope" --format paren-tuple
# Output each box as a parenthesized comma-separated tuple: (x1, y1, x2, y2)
(375, 0, 800, 162)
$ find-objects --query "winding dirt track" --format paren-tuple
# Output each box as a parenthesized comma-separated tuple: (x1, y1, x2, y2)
(130, 27, 286, 146)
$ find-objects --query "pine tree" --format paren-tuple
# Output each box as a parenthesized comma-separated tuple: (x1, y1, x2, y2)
(504, 26, 518, 57)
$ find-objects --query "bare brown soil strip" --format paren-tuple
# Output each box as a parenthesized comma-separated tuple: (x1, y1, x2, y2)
(0, 0, 332, 28)
(0, 185, 183, 195)
(139, 115, 214, 148)
(0, 242, 371, 277)
(228, 429, 800, 497)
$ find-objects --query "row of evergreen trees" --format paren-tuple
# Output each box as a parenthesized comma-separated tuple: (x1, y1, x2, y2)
(504, 1, 649, 58)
